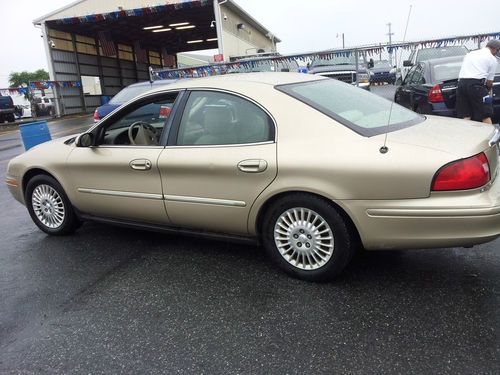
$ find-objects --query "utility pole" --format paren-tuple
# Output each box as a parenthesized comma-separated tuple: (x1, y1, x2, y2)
(386, 22, 394, 65)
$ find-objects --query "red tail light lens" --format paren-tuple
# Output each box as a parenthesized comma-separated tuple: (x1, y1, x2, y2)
(432, 153, 490, 191)
(93, 109, 99, 122)
(428, 84, 444, 103)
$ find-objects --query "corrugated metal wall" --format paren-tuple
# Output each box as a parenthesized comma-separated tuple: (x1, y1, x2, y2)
(51, 46, 154, 114)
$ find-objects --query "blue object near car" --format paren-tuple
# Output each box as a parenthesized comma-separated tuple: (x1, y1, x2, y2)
(19, 121, 52, 150)
(93, 79, 178, 122)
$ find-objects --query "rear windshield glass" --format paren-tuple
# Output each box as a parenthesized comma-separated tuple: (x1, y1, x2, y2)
(109, 84, 152, 104)
(416, 46, 467, 62)
(432, 61, 463, 82)
(276, 79, 424, 137)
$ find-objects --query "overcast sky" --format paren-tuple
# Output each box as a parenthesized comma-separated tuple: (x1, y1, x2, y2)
(0, 0, 498, 87)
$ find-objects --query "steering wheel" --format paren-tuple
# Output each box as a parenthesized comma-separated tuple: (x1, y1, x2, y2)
(127, 121, 159, 145)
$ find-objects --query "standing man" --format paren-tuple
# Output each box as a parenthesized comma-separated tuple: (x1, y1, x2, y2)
(456, 39, 500, 124)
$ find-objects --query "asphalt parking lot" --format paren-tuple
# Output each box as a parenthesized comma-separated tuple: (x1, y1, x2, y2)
(0, 105, 499, 373)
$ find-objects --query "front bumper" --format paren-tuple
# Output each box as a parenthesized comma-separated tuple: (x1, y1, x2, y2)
(341, 164, 500, 250)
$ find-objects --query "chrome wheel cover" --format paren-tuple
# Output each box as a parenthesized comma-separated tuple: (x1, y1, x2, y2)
(31, 184, 65, 229)
(274, 207, 334, 270)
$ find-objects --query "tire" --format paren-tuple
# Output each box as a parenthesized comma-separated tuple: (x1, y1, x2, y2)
(25, 175, 80, 236)
(262, 193, 356, 282)
(7, 114, 15, 123)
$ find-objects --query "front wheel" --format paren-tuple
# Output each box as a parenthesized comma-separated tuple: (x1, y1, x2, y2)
(25, 175, 80, 235)
(262, 194, 356, 282)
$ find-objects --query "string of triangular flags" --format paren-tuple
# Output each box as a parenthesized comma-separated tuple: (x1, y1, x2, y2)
(155, 32, 500, 80)
(52, 0, 211, 25)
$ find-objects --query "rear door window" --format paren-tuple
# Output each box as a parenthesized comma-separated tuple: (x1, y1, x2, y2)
(276, 78, 424, 137)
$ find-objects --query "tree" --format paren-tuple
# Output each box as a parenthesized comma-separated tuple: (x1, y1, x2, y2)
(8, 69, 49, 87)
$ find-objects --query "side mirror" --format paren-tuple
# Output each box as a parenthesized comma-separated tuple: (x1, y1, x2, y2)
(76, 133, 94, 147)
(403, 60, 413, 67)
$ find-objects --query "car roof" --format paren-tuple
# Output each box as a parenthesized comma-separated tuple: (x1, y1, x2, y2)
(148, 72, 322, 93)
(126, 79, 178, 88)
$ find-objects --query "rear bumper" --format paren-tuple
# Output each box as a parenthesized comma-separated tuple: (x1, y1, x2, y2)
(341, 168, 500, 250)
(430, 102, 455, 117)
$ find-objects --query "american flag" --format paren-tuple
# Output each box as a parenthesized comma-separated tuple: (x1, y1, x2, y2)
(98, 31, 116, 57)
(134, 41, 148, 64)
(161, 48, 175, 67)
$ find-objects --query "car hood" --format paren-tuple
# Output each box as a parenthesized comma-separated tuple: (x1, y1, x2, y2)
(309, 65, 367, 74)
(371, 67, 391, 73)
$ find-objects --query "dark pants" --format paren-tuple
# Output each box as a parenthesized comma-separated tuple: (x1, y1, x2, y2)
(456, 78, 493, 122)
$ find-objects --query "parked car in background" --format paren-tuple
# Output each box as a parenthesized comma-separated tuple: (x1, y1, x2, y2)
(14, 104, 32, 119)
(0, 94, 15, 123)
(399, 46, 468, 82)
(369, 60, 396, 84)
(34, 96, 55, 117)
(394, 56, 500, 122)
(6, 73, 500, 282)
(93, 79, 177, 122)
(308, 54, 373, 90)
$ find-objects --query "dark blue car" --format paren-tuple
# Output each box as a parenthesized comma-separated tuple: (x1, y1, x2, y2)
(394, 55, 500, 122)
(94, 79, 177, 122)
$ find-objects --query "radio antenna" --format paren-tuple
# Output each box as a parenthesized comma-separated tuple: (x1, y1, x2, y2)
(380, 100, 394, 154)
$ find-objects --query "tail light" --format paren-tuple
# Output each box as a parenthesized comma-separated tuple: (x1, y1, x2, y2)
(432, 153, 490, 191)
(428, 84, 444, 103)
(93, 109, 99, 122)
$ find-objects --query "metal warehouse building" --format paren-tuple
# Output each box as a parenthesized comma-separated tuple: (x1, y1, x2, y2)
(33, 0, 280, 116)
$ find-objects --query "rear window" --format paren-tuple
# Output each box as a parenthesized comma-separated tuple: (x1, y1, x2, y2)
(416, 46, 467, 62)
(276, 79, 424, 137)
(432, 61, 463, 82)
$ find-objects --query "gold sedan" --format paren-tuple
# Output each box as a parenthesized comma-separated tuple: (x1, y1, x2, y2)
(5, 73, 500, 281)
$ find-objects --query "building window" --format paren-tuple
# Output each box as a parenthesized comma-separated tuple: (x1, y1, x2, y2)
(48, 29, 74, 52)
(81, 76, 102, 96)
(118, 44, 134, 61)
(75, 34, 97, 55)
(149, 50, 162, 66)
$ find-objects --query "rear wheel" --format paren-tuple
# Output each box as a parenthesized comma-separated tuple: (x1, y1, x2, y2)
(25, 175, 80, 235)
(7, 113, 15, 122)
(262, 193, 356, 282)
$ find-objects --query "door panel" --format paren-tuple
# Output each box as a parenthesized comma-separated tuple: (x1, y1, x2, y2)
(67, 147, 168, 224)
(158, 143, 277, 234)
(65, 92, 179, 224)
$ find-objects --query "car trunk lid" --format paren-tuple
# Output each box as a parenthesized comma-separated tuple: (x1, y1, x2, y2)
(439, 78, 458, 109)
(386, 115, 499, 183)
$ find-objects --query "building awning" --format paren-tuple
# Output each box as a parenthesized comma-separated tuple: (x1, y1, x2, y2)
(34, 0, 218, 53)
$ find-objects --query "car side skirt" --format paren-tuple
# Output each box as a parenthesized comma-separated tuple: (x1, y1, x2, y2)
(77, 212, 259, 245)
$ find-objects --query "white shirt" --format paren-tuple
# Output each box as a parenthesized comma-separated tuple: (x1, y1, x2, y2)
(459, 47, 498, 80)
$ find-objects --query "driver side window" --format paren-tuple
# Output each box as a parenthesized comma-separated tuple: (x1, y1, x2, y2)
(100, 93, 178, 146)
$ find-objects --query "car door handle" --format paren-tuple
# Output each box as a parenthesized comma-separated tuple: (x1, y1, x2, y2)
(130, 159, 152, 171)
(237, 159, 268, 173)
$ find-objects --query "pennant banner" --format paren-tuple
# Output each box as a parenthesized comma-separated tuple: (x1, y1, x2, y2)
(153, 32, 500, 80)
(53, 0, 211, 25)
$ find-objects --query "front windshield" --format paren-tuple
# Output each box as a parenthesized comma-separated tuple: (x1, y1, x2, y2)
(276, 78, 423, 136)
(109, 84, 152, 104)
(374, 60, 391, 68)
(310, 55, 358, 67)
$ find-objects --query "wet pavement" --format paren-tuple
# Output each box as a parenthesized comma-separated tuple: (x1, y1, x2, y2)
(0, 114, 498, 374)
